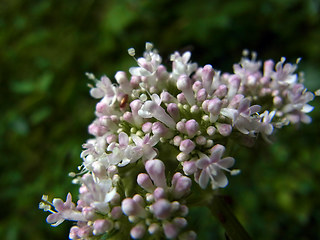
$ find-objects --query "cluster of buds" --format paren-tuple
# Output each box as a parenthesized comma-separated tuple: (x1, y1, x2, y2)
(40, 43, 316, 239)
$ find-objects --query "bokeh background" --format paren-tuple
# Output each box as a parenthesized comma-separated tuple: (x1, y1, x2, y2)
(1, 0, 320, 239)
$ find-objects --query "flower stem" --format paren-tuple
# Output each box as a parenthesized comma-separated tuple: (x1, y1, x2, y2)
(208, 195, 252, 240)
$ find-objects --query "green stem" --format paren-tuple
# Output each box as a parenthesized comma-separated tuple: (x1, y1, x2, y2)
(208, 195, 252, 240)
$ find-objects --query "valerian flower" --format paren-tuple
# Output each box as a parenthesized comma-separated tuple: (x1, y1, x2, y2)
(40, 43, 316, 240)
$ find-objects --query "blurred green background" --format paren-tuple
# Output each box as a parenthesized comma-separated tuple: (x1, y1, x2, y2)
(1, 0, 319, 239)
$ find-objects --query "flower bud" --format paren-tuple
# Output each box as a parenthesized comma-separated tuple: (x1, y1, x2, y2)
(216, 123, 232, 136)
(214, 84, 228, 98)
(177, 93, 187, 104)
(196, 88, 207, 102)
(192, 80, 203, 93)
(77, 226, 91, 238)
(82, 206, 96, 220)
(153, 187, 166, 201)
(263, 59, 274, 77)
(151, 199, 172, 220)
(142, 122, 152, 133)
(179, 139, 195, 154)
(178, 75, 194, 103)
(185, 119, 199, 138)
(110, 206, 122, 220)
(148, 223, 160, 234)
(228, 75, 241, 99)
(163, 222, 179, 239)
(202, 65, 215, 93)
(173, 135, 182, 146)
(152, 122, 169, 137)
(69, 226, 80, 240)
(173, 175, 192, 199)
(121, 198, 146, 217)
(183, 161, 197, 175)
(130, 224, 146, 239)
(137, 173, 155, 192)
(176, 120, 186, 134)
(93, 219, 113, 235)
(195, 136, 206, 145)
(145, 159, 167, 188)
(177, 152, 189, 162)
(173, 217, 187, 228)
(167, 103, 180, 121)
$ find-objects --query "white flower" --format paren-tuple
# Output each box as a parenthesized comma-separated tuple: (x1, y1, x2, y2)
(195, 144, 235, 189)
(138, 94, 176, 129)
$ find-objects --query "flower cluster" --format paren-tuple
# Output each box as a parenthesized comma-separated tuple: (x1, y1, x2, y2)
(40, 43, 315, 239)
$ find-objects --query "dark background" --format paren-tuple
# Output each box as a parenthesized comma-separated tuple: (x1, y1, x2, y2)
(1, 0, 319, 239)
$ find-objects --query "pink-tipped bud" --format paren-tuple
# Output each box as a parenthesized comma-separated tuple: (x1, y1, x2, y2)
(208, 98, 222, 115)
(152, 122, 169, 137)
(123, 111, 134, 124)
(167, 103, 180, 121)
(153, 187, 166, 201)
(196, 88, 207, 102)
(106, 134, 117, 144)
(110, 206, 122, 220)
(93, 219, 113, 235)
(173, 217, 188, 228)
(263, 60, 274, 77)
(160, 91, 173, 103)
(228, 75, 241, 99)
(202, 64, 215, 94)
(202, 100, 210, 112)
(179, 139, 195, 154)
(273, 96, 282, 106)
(173, 135, 182, 146)
(180, 205, 189, 216)
(115, 71, 131, 93)
(130, 75, 141, 88)
(214, 84, 228, 98)
(121, 198, 145, 217)
(173, 176, 192, 199)
(82, 207, 96, 220)
(130, 224, 146, 239)
(171, 172, 183, 186)
(96, 101, 107, 114)
(196, 136, 206, 145)
(156, 65, 169, 81)
(177, 75, 195, 106)
(88, 123, 107, 137)
(142, 122, 152, 133)
(177, 93, 187, 104)
(216, 123, 232, 136)
(163, 222, 179, 239)
(145, 159, 167, 188)
(69, 226, 80, 240)
(130, 99, 142, 113)
(148, 223, 160, 234)
(151, 199, 172, 220)
(77, 226, 91, 238)
(229, 94, 244, 109)
(192, 80, 203, 93)
(177, 152, 189, 162)
(92, 161, 106, 178)
(185, 119, 199, 138)
(133, 194, 144, 206)
(137, 173, 155, 192)
(176, 121, 186, 134)
(183, 161, 197, 175)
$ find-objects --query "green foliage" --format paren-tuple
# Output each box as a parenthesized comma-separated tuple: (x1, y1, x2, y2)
(0, 0, 319, 239)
